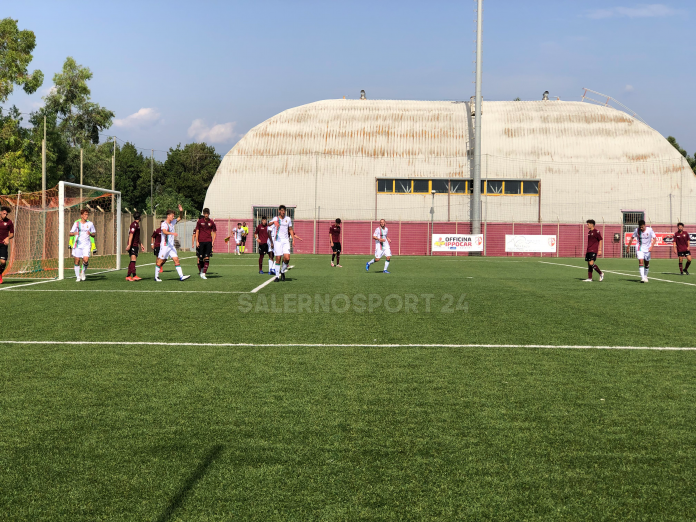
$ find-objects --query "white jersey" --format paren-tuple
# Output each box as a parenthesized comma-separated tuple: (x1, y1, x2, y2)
(70, 220, 96, 249)
(374, 226, 388, 247)
(271, 216, 292, 241)
(161, 219, 178, 248)
(233, 227, 243, 242)
(632, 227, 656, 253)
(267, 224, 276, 246)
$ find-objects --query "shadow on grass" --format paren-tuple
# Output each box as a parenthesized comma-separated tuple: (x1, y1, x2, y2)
(155, 444, 224, 522)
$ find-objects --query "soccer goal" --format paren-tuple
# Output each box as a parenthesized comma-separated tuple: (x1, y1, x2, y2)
(0, 182, 121, 280)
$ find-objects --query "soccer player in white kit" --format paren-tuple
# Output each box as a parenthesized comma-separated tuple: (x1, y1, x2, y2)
(155, 206, 190, 282)
(267, 222, 277, 275)
(366, 219, 392, 273)
(271, 205, 302, 282)
(69, 208, 96, 282)
(631, 219, 657, 283)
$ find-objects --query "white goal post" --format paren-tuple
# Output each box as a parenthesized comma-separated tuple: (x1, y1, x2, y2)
(58, 181, 122, 280)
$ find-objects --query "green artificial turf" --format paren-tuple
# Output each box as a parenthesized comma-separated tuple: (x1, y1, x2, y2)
(1, 254, 695, 520)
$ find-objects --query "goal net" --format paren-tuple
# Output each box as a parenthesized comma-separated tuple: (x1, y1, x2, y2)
(0, 182, 121, 280)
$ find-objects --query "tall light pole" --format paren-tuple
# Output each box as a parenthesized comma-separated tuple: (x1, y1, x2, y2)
(430, 190, 436, 256)
(471, 0, 483, 235)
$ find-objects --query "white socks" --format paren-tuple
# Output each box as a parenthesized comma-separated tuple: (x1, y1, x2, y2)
(155, 266, 160, 279)
(384, 260, 390, 270)
(645, 266, 649, 277)
(269, 259, 274, 271)
(176, 265, 184, 277)
(639, 266, 645, 277)
(368, 259, 375, 265)
(281, 262, 288, 274)
(74, 265, 80, 278)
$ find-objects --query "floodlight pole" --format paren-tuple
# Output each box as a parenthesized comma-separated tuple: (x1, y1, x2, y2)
(150, 149, 154, 214)
(471, 0, 483, 235)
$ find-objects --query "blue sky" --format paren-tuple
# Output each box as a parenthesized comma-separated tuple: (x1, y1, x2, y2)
(6, 1, 695, 159)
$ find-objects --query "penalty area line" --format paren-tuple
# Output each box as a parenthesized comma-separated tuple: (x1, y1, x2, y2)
(538, 261, 696, 287)
(0, 340, 693, 351)
(250, 265, 294, 293)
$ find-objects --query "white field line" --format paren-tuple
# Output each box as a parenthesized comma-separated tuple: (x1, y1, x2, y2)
(0, 340, 693, 351)
(0, 256, 198, 292)
(539, 261, 696, 287)
(250, 265, 294, 293)
(3, 289, 248, 294)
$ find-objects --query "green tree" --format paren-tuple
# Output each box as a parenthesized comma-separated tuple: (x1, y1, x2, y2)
(161, 143, 221, 211)
(667, 136, 696, 174)
(44, 57, 114, 146)
(146, 187, 198, 219)
(0, 18, 43, 102)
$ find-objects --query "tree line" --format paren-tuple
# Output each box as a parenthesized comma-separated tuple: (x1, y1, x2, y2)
(0, 18, 221, 215)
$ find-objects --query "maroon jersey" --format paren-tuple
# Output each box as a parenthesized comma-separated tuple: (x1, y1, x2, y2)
(329, 224, 341, 243)
(152, 228, 163, 248)
(128, 221, 141, 247)
(195, 218, 217, 242)
(0, 218, 14, 242)
(586, 229, 603, 254)
(255, 224, 269, 243)
(673, 230, 690, 251)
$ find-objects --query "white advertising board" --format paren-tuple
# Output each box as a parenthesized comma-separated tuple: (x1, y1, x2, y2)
(432, 234, 484, 252)
(505, 235, 557, 253)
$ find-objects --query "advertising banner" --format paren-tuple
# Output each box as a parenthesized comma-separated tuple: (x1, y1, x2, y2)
(623, 232, 696, 247)
(505, 235, 557, 253)
(432, 234, 484, 252)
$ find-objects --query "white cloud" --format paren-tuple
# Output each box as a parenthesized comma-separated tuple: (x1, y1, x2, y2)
(587, 4, 678, 19)
(113, 107, 162, 129)
(624, 84, 634, 92)
(187, 119, 237, 143)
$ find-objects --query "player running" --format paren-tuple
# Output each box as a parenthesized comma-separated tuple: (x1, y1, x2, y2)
(225, 223, 243, 255)
(254, 216, 271, 274)
(0, 206, 14, 284)
(673, 222, 691, 275)
(582, 219, 604, 282)
(329, 218, 342, 267)
(271, 205, 302, 282)
(193, 208, 217, 280)
(125, 212, 146, 281)
(366, 219, 392, 273)
(155, 205, 189, 282)
(631, 219, 656, 283)
(69, 208, 96, 282)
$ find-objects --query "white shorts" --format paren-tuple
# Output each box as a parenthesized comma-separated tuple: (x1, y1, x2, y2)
(375, 242, 392, 259)
(72, 247, 91, 259)
(158, 246, 178, 260)
(274, 240, 291, 256)
(637, 251, 651, 261)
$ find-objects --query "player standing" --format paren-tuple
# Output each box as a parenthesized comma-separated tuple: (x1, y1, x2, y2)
(225, 223, 243, 255)
(329, 218, 342, 267)
(241, 222, 249, 254)
(193, 208, 217, 280)
(366, 219, 392, 273)
(125, 212, 146, 281)
(631, 219, 656, 283)
(267, 221, 276, 274)
(155, 206, 189, 282)
(271, 205, 302, 282)
(672, 222, 691, 275)
(0, 206, 14, 284)
(254, 216, 271, 274)
(582, 219, 604, 282)
(69, 208, 96, 282)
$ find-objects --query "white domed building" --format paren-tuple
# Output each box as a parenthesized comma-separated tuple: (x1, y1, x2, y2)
(204, 98, 695, 225)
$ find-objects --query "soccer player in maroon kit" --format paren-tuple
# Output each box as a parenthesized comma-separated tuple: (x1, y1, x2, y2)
(254, 216, 270, 274)
(0, 206, 15, 284)
(672, 222, 691, 275)
(125, 212, 146, 281)
(583, 219, 604, 282)
(329, 218, 342, 267)
(193, 208, 217, 279)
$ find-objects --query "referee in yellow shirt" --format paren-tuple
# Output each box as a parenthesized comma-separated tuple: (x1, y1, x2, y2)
(241, 222, 249, 253)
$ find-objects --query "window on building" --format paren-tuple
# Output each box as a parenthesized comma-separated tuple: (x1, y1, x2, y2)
(394, 179, 411, 193)
(377, 179, 394, 193)
(522, 181, 539, 195)
(504, 180, 521, 195)
(450, 180, 467, 193)
(487, 180, 503, 195)
(412, 179, 430, 193)
(432, 180, 449, 193)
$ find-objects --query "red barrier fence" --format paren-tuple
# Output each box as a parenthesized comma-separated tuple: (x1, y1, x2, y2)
(210, 220, 693, 260)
